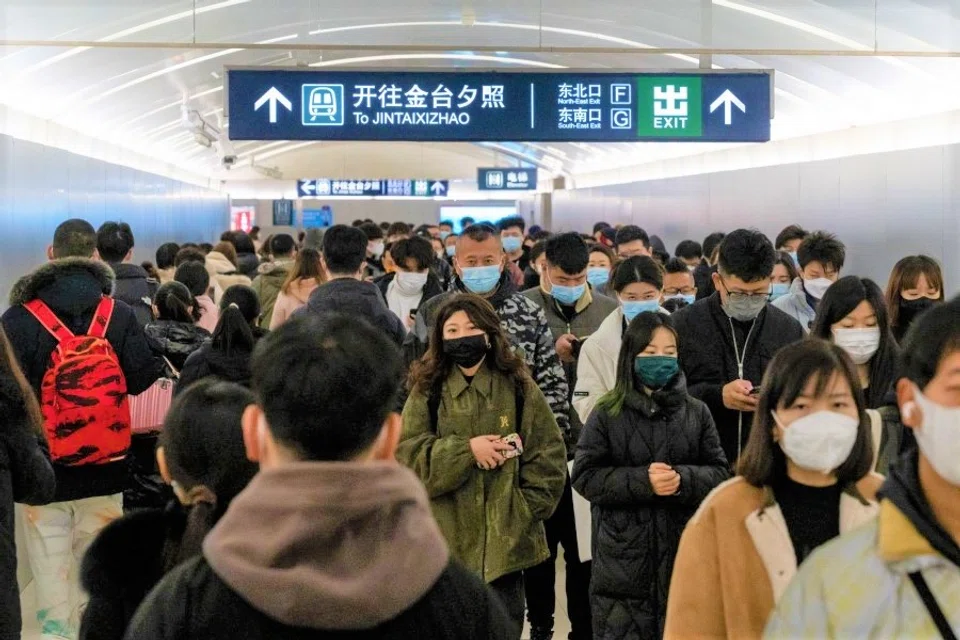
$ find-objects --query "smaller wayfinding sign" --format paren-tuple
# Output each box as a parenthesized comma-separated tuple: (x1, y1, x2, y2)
(297, 179, 449, 199)
(478, 168, 538, 191)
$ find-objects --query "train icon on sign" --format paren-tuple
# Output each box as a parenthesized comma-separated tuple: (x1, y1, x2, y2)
(301, 84, 344, 126)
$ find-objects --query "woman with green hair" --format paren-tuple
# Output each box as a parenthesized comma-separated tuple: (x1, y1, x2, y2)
(571, 311, 729, 639)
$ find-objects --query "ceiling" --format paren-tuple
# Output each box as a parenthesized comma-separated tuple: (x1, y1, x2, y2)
(1, 0, 959, 184)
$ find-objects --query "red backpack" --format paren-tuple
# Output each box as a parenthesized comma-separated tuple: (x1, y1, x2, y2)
(24, 297, 131, 466)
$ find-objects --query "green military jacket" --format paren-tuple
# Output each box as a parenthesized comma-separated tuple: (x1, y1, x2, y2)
(398, 363, 567, 583)
(250, 260, 293, 329)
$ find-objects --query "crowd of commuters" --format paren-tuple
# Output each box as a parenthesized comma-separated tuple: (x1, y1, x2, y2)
(0, 214, 953, 640)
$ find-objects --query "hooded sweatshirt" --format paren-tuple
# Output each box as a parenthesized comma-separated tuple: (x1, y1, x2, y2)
(204, 462, 449, 629)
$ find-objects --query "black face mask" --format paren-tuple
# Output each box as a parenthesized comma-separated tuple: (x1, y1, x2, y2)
(899, 297, 938, 329)
(443, 334, 489, 368)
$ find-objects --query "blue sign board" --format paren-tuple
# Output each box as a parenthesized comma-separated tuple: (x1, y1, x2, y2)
(302, 206, 333, 228)
(272, 199, 293, 226)
(478, 168, 538, 191)
(297, 178, 448, 199)
(227, 69, 771, 143)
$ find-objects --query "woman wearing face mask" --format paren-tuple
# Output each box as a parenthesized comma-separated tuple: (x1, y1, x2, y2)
(398, 295, 567, 636)
(587, 244, 616, 297)
(885, 255, 945, 344)
(376, 237, 445, 331)
(765, 299, 960, 638)
(664, 339, 882, 640)
(770, 252, 799, 302)
(572, 313, 729, 639)
(574, 256, 668, 424)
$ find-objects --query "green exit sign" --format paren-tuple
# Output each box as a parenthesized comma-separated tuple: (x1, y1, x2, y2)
(635, 77, 703, 138)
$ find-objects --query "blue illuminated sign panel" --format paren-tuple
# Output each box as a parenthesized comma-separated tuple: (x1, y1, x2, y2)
(297, 179, 448, 199)
(227, 69, 772, 143)
(478, 168, 538, 191)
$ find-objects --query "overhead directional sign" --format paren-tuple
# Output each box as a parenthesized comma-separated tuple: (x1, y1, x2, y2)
(297, 179, 449, 199)
(227, 69, 772, 143)
(478, 168, 538, 191)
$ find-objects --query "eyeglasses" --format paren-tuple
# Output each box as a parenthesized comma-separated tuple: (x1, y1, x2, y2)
(719, 277, 769, 302)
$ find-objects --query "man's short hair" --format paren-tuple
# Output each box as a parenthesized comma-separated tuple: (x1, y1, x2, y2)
(52, 219, 97, 259)
(386, 222, 411, 238)
(593, 221, 611, 234)
(798, 231, 846, 272)
(322, 225, 367, 275)
(96, 222, 136, 263)
(497, 216, 526, 234)
(775, 225, 809, 250)
(269, 234, 296, 257)
(359, 222, 384, 241)
(156, 243, 180, 270)
(251, 315, 401, 461)
(439, 219, 454, 229)
(702, 232, 726, 261)
(675, 240, 703, 261)
(390, 236, 434, 271)
(545, 232, 589, 275)
(664, 257, 693, 275)
(615, 225, 650, 250)
(175, 247, 207, 267)
(174, 260, 210, 297)
(459, 223, 500, 246)
(718, 229, 777, 283)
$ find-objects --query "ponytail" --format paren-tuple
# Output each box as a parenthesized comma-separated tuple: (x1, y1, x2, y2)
(155, 281, 199, 323)
(212, 285, 261, 355)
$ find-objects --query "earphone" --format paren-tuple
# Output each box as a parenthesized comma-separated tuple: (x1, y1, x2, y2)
(902, 401, 916, 421)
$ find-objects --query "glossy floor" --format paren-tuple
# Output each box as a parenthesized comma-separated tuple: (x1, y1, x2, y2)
(22, 557, 573, 639)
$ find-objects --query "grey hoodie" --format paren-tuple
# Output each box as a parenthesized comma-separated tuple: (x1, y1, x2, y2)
(203, 461, 450, 630)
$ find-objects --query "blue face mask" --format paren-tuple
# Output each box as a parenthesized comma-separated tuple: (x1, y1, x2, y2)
(769, 282, 790, 301)
(551, 282, 586, 306)
(446, 245, 456, 257)
(789, 251, 799, 267)
(440, 231, 450, 241)
(502, 236, 523, 253)
(460, 265, 502, 294)
(621, 299, 660, 323)
(666, 294, 696, 306)
(634, 355, 679, 389)
(587, 267, 610, 288)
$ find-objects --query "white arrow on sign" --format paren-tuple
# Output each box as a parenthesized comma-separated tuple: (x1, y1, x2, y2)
(709, 89, 746, 126)
(300, 180, 316, 195)
(254, 87, 292, 124)
(430, 181, 447, 195)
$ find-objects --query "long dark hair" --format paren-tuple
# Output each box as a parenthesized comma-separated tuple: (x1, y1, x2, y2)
(281, 247, 325, 295)
(810, 276, 898, 408)
(737, 339, 874, 487)
(212, 285, 261, 355)
(409, 294, 528, 394)
(160, 380, 258, 571)
(596, 312, 677, 416)
(0, 328, 43, 436)
(885, 255, 945, 335)
(154, 281, 201, 323)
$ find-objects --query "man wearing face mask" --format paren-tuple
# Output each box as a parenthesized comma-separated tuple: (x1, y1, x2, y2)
(499, 216, 530, 278)
(773, 231, 845, 332)
(671, 229, 804, 465)
(766, 298, 960, 638)
(359, 222, 387, 280)
(376, 237, 445, 332)
(522, 233, 616, 640)
(410, 224, 571, 450)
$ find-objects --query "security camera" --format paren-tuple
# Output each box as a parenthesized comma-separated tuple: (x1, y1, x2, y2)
(221, 154, 238, 169)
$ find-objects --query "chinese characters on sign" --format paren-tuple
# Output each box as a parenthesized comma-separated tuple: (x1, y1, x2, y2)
(296, 179, 449, 199)
(345, 83, 505, 127)
(477, 168, 538, 191)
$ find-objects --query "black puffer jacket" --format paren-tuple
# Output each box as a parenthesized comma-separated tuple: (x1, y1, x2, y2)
(176, 327, 268, 393)
(110, 263, 158, 328)
(572, 373, 729, 640)
(144, 321, 210, 371)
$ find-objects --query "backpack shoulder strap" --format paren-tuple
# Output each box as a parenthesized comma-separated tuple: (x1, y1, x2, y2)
(427, 378, 443, 431)
(24, 299, 75, 343)
(87, 297, 116, 339)
(514, 379, 526, 431)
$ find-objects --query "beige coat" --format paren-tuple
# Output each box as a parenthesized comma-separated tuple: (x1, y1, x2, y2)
(269, 278, 320, 329)
(205, 251, 251, 304)
(664, 474, 883, 640)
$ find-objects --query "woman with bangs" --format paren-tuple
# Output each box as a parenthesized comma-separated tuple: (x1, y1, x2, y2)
(663, 339, 883, 640)
(885, 255, 945, 344)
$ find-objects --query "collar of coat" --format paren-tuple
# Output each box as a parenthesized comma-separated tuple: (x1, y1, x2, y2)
(447, 362, 495, 399)
(876, 500, 937, 564)
(9, 258, 114, 306)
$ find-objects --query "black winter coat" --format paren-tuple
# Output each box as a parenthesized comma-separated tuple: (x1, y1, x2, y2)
(296, 278, 405, 347)
(236, 252, 261, 280)
(110, 263, 158, 328)
(572, 374, 729, 640)
(671, 293, 804, 464)
(0, 377, 55, 640)
(123, 556, 517, 640)
(143, 321, 210, 371)
(2, 259, 163, 502)
(373, 272, 446, 308)
(176, 327, 268, 393)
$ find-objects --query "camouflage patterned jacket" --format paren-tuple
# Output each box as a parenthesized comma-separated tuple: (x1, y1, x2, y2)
(410, 272, 572, 442)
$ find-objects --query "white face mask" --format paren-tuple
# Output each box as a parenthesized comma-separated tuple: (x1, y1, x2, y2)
(910, 386, 960, 485)
(774, 410, 859, 474)
(395, 271, 428, 295)
(804, 277, 834, 300)
(369, 242, 385, 260)
(832, 327, 881, 365)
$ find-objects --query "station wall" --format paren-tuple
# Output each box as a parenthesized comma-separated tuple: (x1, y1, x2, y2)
(0, 133, 228, 305)
(555, 143, 960, 294)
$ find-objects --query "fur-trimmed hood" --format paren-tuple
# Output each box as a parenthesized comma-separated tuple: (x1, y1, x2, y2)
(9, 258, 114, 307)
